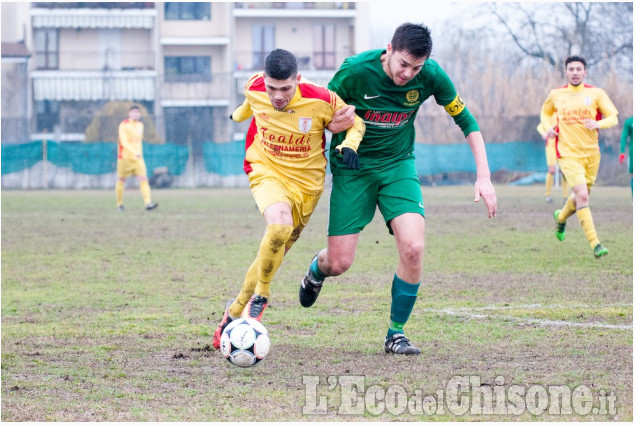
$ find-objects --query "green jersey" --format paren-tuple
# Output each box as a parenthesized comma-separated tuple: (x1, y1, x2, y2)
(328, 49, 479, 174)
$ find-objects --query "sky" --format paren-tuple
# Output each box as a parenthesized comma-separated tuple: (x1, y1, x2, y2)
(368, 1, 470, 48)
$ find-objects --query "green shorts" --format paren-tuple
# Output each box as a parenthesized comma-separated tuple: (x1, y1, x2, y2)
(328, 159, 424, 236)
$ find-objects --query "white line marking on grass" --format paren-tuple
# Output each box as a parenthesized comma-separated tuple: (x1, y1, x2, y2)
(425, 304, 633, 330)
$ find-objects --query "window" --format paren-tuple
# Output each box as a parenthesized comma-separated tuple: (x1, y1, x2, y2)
(164, 2, 210, 20)
(252, 25, 275, 70)
(313, 24, 335, 70)
(35, 100, 60, 132)
(164, 56, 211, 82)
(34, 29, 59, 70)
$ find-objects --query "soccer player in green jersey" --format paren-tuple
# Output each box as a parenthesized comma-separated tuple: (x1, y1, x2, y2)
(299, 23, 497, 355)
(619, 116, 633, 196)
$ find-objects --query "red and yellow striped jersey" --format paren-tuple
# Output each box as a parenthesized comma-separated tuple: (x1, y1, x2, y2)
(540, 83, 618, 158)
(232, 72, 365, 194)
(118, 119, 144, 160)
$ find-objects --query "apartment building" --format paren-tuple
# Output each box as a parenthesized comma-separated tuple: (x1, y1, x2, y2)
(1, 2, 369, 156)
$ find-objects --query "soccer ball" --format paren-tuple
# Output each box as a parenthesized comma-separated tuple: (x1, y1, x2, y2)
(220, 318, 270, 367)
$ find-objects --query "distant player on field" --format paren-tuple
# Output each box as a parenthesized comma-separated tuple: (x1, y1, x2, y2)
(115, 105, 158, 212)
(619, 115, 632, 196)
(541, 55, 618, 258)
(298, 23, 497, 355)
(212, 49, 366, 350)
(537, 115, 569, 203)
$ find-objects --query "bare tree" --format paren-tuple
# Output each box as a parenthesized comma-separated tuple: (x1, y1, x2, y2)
(484, 2, 632, 79)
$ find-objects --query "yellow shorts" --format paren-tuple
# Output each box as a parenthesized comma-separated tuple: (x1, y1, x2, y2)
(545, 138, 557, 167)
(117, 158, 148, 179)
(248, 170, 323, 249)
(557, 153, 600, 189)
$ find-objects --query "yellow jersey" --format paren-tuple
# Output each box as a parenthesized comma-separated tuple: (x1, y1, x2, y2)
(232, 72, 365, 194)
(118, 119, 144, 160)
(540, 83, 618, 158)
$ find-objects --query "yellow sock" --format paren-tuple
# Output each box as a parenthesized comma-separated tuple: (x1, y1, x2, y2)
(576, 207, 600, 248)
(545, 173, 553, 197)
(139, 180, 152, 205)
(558, 194, 576, 222)
(115, 180, 124, 206)
(229, 258, 258, 318)
(253, 224, 294, 299)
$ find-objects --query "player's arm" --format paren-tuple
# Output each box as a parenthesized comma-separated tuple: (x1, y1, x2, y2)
(539, 96, 558, 139)
(593, 91, 619, 130)
(466, 131, 497, 218)
(230, 98, 253, 122)
(331, 94, 366, 170)
(326, 59, 356, 134)
(118, 122, 140, 157)
(433, 75, 496, 217)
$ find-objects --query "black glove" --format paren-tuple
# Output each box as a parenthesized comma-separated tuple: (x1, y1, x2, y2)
(335, 147, 359, 170)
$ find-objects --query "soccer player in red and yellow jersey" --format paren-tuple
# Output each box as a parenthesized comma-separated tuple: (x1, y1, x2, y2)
(212, 49, 365, 349)
(115, 105, 158, 212)
(537, 116, 569, 203)
(540, 56, 618, 258)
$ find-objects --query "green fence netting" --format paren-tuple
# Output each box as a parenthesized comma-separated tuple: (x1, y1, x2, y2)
(3, 140, 550, 177)
(2, 141, 190, 177)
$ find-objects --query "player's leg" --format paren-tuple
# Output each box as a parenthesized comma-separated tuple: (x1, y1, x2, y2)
(553, 157, 584, 241)
(300, 172, 377, 307)
(573, 153, 606, 258)
(136, 159, 157, 210)
(377, 161, 425, 355)
(560, 171, 570, 200)
(115, 160, 130, 211)
(545, 141, 556, 203)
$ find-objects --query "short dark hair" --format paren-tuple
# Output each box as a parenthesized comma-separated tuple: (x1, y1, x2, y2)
(129, 105, 140, 111)
(565, 55, 587, 69)
(264, 49, 298, 80)
(391, 23, 432, 59)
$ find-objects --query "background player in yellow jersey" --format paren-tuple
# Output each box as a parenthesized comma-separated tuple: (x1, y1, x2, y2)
(537, 118, 569, 203)
(212, 49, 365, 349)
(540, 56, 618, 258)
(115, 105, 158, 212)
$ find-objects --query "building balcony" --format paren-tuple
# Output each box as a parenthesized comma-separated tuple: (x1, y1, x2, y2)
(160, 73, 231, 107)
(30, 6, 156, 29)
(31, 69, 156, 101)
(233, 2, 356, 18)
(32, 3, 155, 10)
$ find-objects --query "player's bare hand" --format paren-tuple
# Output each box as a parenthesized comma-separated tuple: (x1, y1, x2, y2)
(327, 105, 356, 134)
(584, 119, 600, 130)
(474, 176, 497, 218)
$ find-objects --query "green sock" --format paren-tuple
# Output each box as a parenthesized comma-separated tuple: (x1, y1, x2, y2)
(309, 256, 327, 281)
(386, 274, 420, 338)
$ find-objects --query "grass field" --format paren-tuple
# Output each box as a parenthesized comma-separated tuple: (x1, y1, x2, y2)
(1, 185, 632, 421)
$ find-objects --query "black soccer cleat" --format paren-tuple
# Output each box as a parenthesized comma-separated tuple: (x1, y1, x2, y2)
(384, 333, 421, 355)
(241, 294, 268, 321)
(145, 202, 158, 211)
(299, 255, 324, 308)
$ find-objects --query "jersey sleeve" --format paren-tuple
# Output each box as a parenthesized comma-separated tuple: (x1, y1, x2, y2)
(230, 98, 253, 123)
(331, 92, 365, 152)
(432, 67, 479, 136)
(596, 89, 618, 129)
(540, 92, 556, 132)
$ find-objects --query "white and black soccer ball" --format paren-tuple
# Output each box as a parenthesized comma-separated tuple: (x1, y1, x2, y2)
(220, 318, 270, 367)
